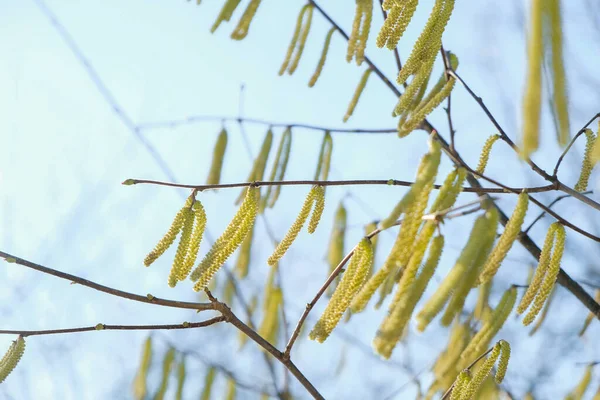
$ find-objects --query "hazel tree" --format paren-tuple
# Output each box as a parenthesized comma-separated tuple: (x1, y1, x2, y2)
(2, 1, 600, 399)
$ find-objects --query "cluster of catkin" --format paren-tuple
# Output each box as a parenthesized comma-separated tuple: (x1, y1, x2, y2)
(209, 0, 263, 41)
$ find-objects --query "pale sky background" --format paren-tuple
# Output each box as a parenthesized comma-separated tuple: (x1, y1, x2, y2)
(1, 1, 600, 399)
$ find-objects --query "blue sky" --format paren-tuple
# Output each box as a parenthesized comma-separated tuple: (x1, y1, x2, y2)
(1, 1, 600, 399)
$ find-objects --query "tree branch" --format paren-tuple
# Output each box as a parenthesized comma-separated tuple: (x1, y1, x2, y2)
(0, 318, 225, 337)
(124, 177, 557, 194)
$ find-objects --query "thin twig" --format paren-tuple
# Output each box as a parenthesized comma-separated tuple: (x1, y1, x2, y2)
(125, 178, 557, 194)
(0, 318, 225, 337)
(440, 46, 457, 153)
(137, 115, 397, 134)
(553, 113, 600, 176)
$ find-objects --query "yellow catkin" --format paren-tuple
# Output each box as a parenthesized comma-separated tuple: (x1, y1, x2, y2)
(517, 223, 560, 313)
(461, 287, 516, 362)
(200, 367, 216, 400)
(381, 139, 442, 229)
(347, 0, 373, 65)
(429, 167, 466, 213)
(262, 127, 292, 210)
(521, 0, 544, 158)
(476, 134, 501, 176)
(579, 289, 600, 336)
(440, 209, 498, 326)
(226, 378, 236, 400)
(575, 129, 596, 192)
(179, 201, 207, 281)
(450, 370, 471, 400)
(430, 321, 471, 394)
(235, 222, 254, 279)
(132, 337, 152, 400)
(376, 0, 419, 50)
(310, 238, 374, 342)
(191, 187, 259, 290)
(327, 202, 347, 289)
(155, 347, 175, 400)
(238, 295, 258, 349)
(396, 0, 454, 85)
(175, 357, 186, 400)
(461, 342, 501, 399)
(168, 206, 195, 288)
(474, 280, 492, 322)
(592, 121, 600, 164)
(343, 69, 372, 122)
(0, 336, 26, 384)
(398, 76, 456, 137)
(478, 192, 529, 284)
(309, 27, 336, 87)
(210, 0, 242, 33)
(495, 340, 510, 383)
(528, 286, 555, 336)
(144, 197, 192, 267)
(364, 221, 379, 276)
(237, 129, 273, 204)
(206, 128, 228, 185)
(267, 185, 324, 266)
(279, 5, 314, 76)
(373, 233, 444, 358)
(417, 209, 497, 331)
(259, 287, 283, 345)
(314, 131, 333, 181)
(230, 0, 262, 40)
(547, 0, 570, 147)
(565, 365, 593, 400)
(522, 223, 565, 325)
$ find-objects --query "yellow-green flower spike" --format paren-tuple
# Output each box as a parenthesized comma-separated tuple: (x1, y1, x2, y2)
(461, 287, 516, 363)
(267, 185, 324, 266)
(575, 129, 596, 192)
(476, 134, 501, 176)
(259, 287, 283, 345)
(347, 0, 373, 65)
(211, 0, 241, 33)
(132, 336, 152, 400)
(495, 340, 510, 384)
(592, 121, 600, 165)
(521, 0, 543, 158)
(175, 357, 186, 400)
(381, 139, 441, 229)
(236, 129, 273, 204)
(430, 167, 467, 213)
(168, 206, 195, 288)
(0, 336, 25, 384)
(235, 222, 254, 279)
(179, 201, 207, 281)
(230, 0, 262, 40)
(440, 209, 498, 326)
(309, 27, 336, 87)
(478, 192, 529, 285)
(396, 0, 454, 85)
(547, 0, 570, 147)
(565, 365, 592, 400)
(191, 187, 259, 290)
(154, 347, 175, 400)
(461, 342, 501, 399)
(522, 223, 565, 326)
(310, 238, 373, 342)
(343, 68, 372, 122)
(226, 378, 236, 400)
(327, 202, 347, 288)
(517, 223, 559, 313)
(579, 289, 600, 336)
(279, 5, 313, 76)
(144, 197, 192, 267)
(206, 128, 228, 185)
(376, 0, 419, 50)
(450, 370, 471, 400)
(200, 367, 216, 400)
(262, 128, 292, 210)
(314, 131, 333, 181)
